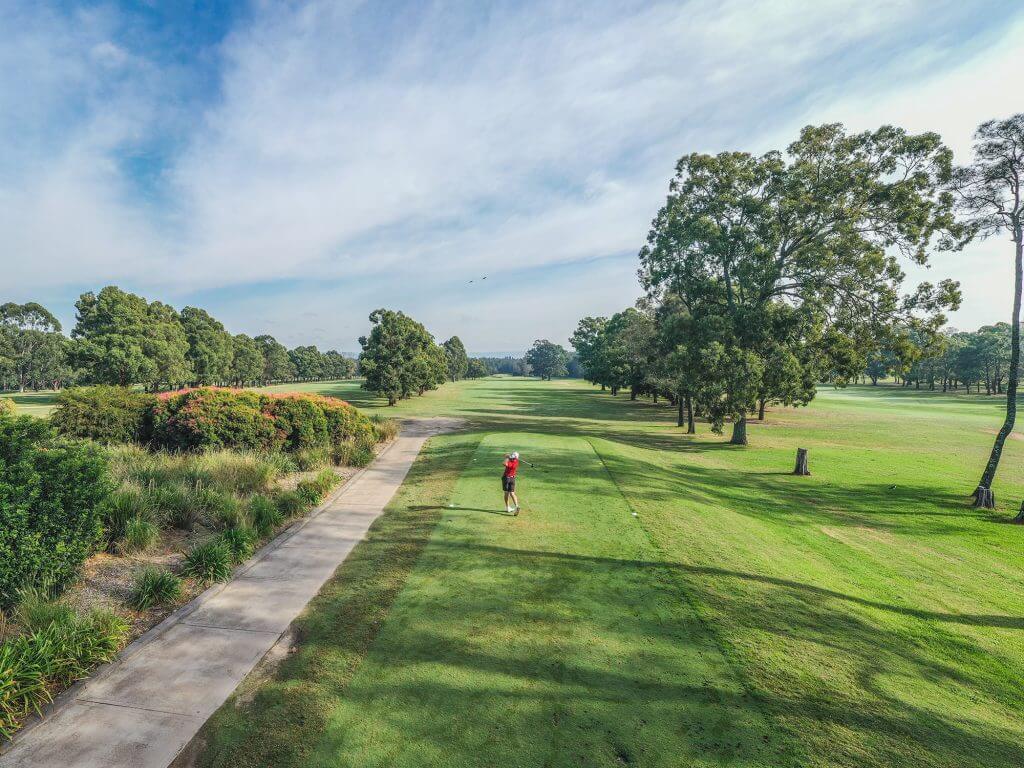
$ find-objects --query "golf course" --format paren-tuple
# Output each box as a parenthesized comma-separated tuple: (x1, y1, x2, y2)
(181, 376, 1024, 768)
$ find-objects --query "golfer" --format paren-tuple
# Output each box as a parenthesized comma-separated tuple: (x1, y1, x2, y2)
(502, 451, 522, 515)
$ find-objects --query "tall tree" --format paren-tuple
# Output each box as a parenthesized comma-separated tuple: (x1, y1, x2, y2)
(0, 302, 66, 391)
(571, 316, 612, 389)
(641, 123, 961, 444)
(230, 334, 265, 385)
(181, 307, 234, 385)
(72, 287, 154, 386)
(289, 345, 325, 380)
(143, 301, 192, 390)
(254, 334, 296, 383)
(525, 340, 569, 380)
(443, 336, 469, 382)
(949, 114, 1024, 509)
(359, 309, 442, 405)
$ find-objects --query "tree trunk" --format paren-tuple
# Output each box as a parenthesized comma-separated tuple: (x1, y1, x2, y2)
(677, 397, 684, 427)
(977, 230, 1022, 497)
(653, 392, 658, 404)
(685, 394, 695, 434)
(730, 415, 747, 445)
(630, 389, 637, 401)
(757, 398, 766, 420)
(793, 448, 810, 476)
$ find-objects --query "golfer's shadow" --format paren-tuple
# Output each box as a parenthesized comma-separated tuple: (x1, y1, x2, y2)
(407, 505, 517, 517)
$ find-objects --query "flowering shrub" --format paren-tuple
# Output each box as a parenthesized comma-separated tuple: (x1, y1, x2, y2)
(150, 388, 280, 452)
(147, 389, 376, 456)
(0, 398, 15, 418)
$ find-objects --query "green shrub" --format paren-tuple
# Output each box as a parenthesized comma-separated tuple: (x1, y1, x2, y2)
(182, 540, 233, 583)
(0, 605, 128, 738)
(294, 445, 331, 471)
(150, 388, 280, 452)
(0, 417, 111, 609)
(266, 396, 329, 451)
(50, 386, 154, 444)
(149, 485, 199, 531)
(101, 487, 151, 544)
(220, 527, 256, 564)
(0, 398, 15, 418)
(250, 494, 283, 537)
(129, 567, 181, 610)
(121, 518, 159, 554)
(276, 490, 307, 518)
(265, 451, 299, 475)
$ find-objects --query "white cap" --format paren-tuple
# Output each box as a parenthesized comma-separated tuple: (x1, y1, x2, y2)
(510, 451, 519, 459)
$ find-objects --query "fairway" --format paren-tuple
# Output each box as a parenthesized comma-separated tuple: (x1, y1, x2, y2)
(190, 378, 1024, 768)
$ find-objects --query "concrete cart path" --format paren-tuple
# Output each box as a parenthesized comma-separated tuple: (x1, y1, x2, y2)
(1, 418, 461, 768)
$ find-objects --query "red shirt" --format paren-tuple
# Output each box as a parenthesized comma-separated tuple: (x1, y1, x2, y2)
(503, 458, 519, 478)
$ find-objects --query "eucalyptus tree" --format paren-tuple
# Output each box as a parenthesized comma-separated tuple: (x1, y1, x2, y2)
(254, 334, 295, 383)
(571, 316, 612, 390)
(72, 287, 155, 386)
(359, 309, 442, 404)
(443, 336, 469, 382)
(525, 340, 569, 380)
(0, 302, 66, 391)
(230, 334, 265, 386)
(143, 301, 192, 390)
(640, 123, 961, 444)
(181, 307, 233, 385)
(949, 114, 1024, 509)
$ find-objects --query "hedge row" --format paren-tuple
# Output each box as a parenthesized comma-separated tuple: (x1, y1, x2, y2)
(51, 386, 380, 453)
(0, 416, 111, 609)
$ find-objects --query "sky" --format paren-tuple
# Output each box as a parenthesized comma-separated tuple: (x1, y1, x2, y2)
(2, 1, 1023, 356)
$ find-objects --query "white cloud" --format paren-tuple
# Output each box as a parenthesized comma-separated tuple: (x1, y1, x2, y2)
(1, 0, 1021, 348)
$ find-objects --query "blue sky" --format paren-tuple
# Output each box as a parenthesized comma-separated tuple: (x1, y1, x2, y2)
(3, 1, 1024, 355)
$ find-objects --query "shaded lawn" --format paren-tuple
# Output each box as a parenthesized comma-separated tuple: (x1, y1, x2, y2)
(194, 377, 1024, 767)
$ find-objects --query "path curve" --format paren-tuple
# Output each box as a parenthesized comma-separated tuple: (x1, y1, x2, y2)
(0, 418, 461, 768)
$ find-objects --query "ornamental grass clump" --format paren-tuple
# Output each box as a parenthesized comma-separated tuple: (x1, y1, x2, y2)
(130, 567, 182, 610)
(182, 540, 233, 584)
(220, 527, 256, 564)
(249, 494, 283, 537)
(120, 517, 160, 554)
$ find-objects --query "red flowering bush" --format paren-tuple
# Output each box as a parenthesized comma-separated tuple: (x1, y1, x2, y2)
(147, 389, 375, 455)
(150, 388, 280, 452)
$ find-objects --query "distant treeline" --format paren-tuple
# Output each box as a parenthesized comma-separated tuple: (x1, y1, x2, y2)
(862, 323, 1022, 394)
(0, 288, 356, 392)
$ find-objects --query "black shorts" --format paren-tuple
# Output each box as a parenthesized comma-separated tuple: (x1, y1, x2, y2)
(502, 475, 516, 492)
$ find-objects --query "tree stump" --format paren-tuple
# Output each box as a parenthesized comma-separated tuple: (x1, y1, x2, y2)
(1014, 501, 1024, 524)
(973, 485, 995, 509)
(793, 448, 810, 476)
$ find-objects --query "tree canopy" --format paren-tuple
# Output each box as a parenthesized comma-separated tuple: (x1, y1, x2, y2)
(525, 340, 569, 380)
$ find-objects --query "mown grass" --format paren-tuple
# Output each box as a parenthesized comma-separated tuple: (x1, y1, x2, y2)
(192, 377, 1024, 767)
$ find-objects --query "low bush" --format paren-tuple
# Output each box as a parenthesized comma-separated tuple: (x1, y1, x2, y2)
(0, 605, 127, 738)
(0, 417, 111, 609)
(50, 386, 154, 444)
(13, 587, 75, 633)
(220, 527, 256, 564)
(182, 540, 233, 584)
(121, 518, 159, 554)
(266, 395, 329, 451)
(0, 398, 15, 418)
(249, 495, 283, 537)
(150, 388, 280, 452)
(130, 567, 182, 610)
(276, 490, 307, 518)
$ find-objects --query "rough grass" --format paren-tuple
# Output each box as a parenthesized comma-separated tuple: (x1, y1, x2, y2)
(193, 377, 1024, 768)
